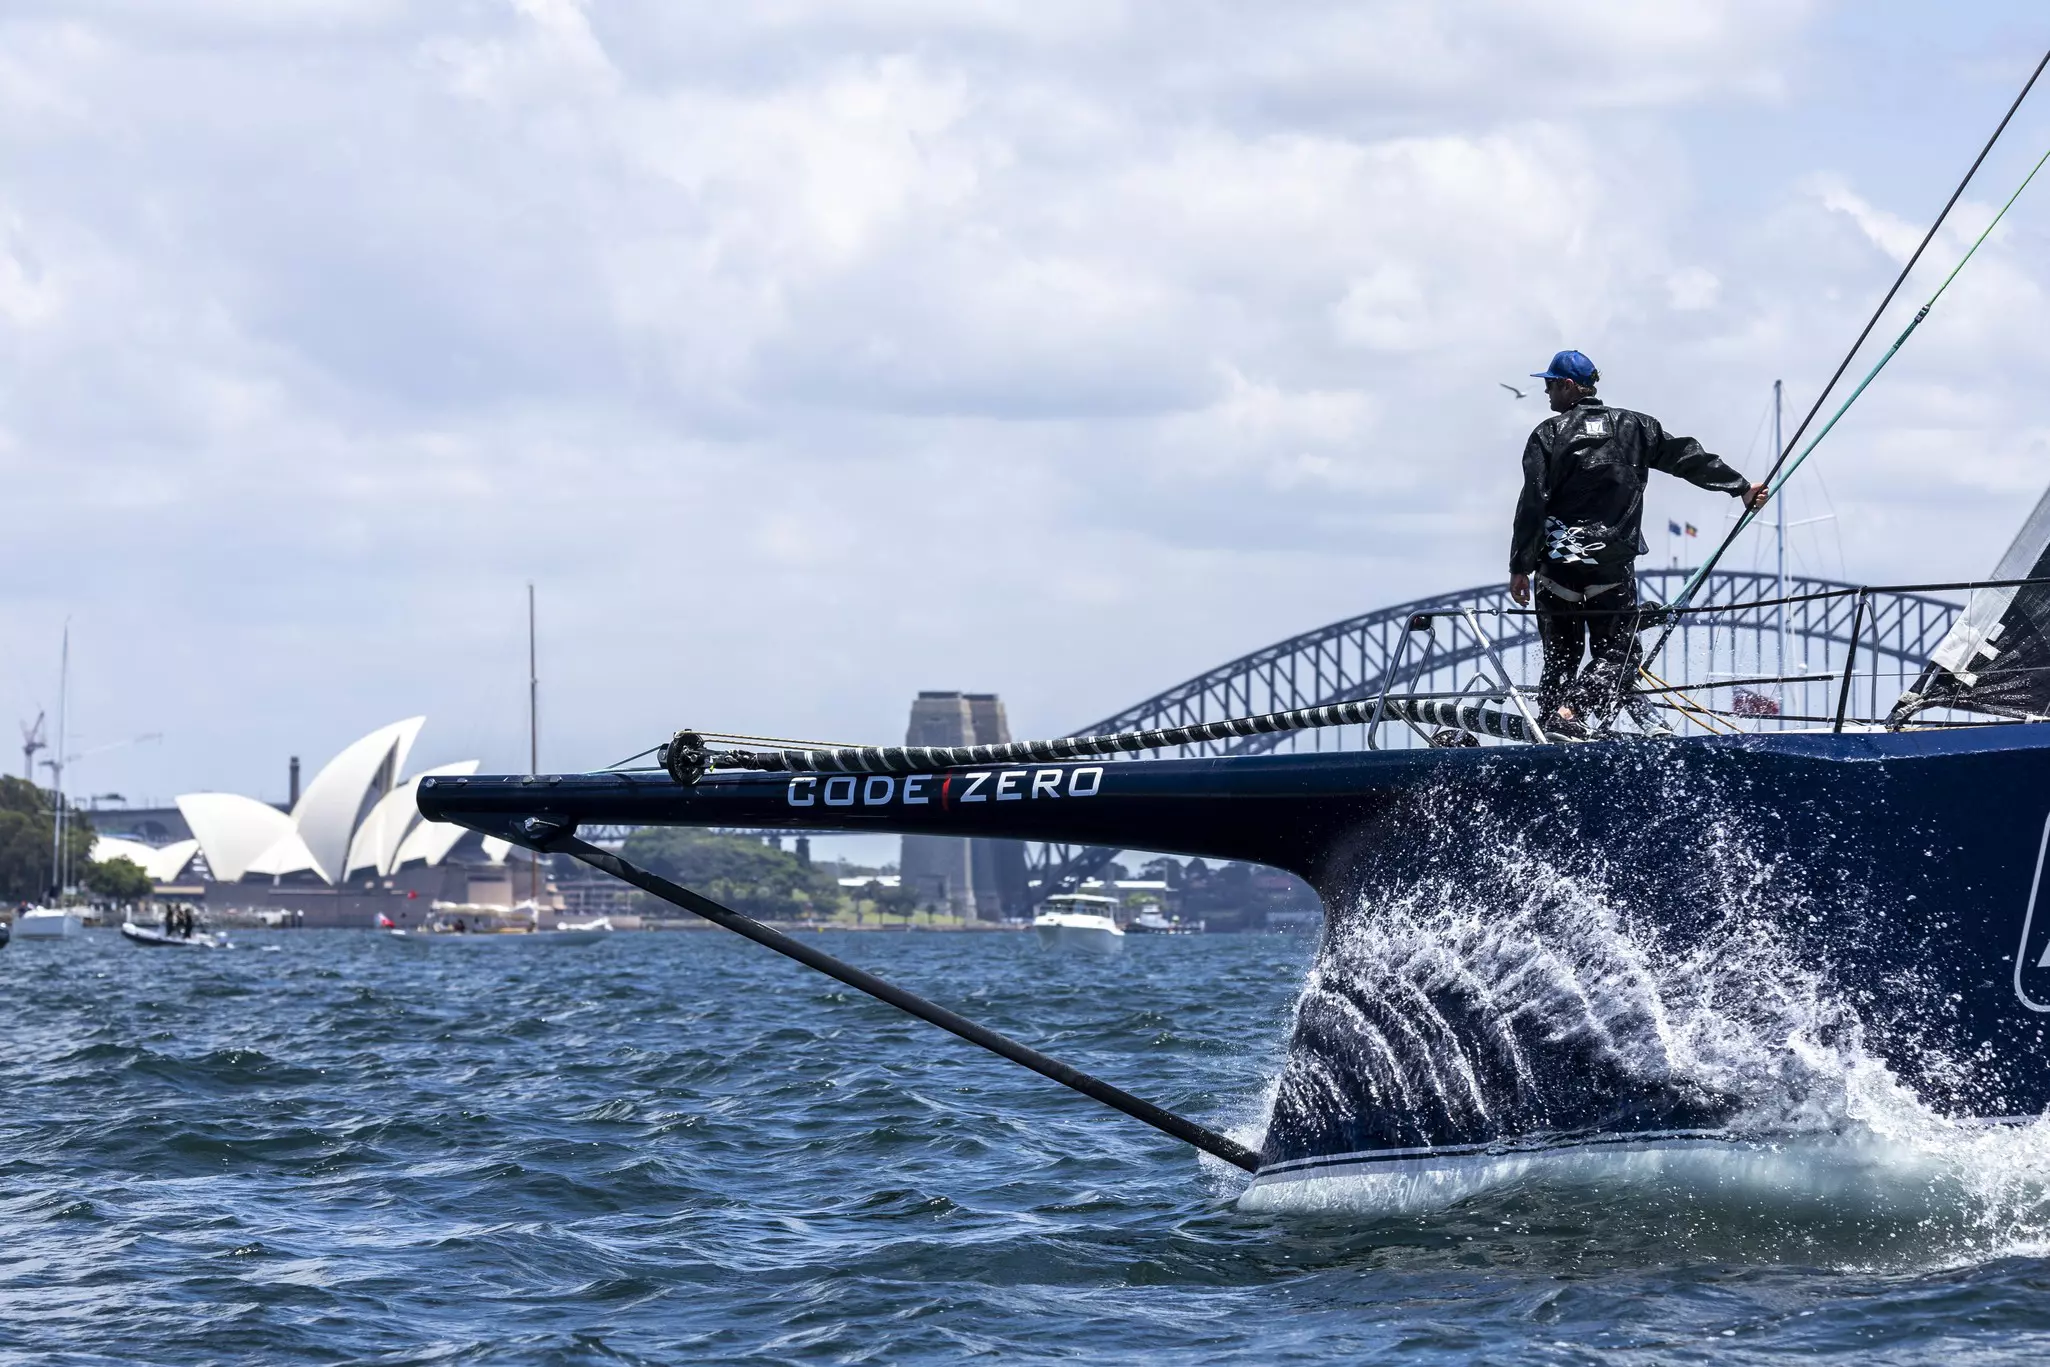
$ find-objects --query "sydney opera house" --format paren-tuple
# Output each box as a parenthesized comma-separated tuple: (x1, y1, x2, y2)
(89, 718, 540, 927)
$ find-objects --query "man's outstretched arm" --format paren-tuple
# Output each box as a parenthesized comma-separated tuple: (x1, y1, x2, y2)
(1648, 422, 1769, 510)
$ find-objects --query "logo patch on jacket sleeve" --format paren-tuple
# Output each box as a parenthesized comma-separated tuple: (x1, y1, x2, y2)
(1583, 417, 1607, 437)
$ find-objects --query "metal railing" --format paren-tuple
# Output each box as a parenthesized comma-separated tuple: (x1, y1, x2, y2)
(1061, 570, 1964, 754)
(1021, 570, 1970, 893)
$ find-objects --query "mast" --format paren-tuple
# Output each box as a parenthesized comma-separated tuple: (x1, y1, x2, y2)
(528, 583, 538, 776)
(50, 624, 68, 899)
(527, 583, 539, 910)
(1774, 379, 1786, 703)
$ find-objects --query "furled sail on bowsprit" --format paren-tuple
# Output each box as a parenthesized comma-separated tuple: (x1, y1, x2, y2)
(1894, 485, 2050, 723)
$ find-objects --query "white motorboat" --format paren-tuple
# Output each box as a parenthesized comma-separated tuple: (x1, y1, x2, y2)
(12, 906, 85, 940)
(1032, 894, 1125, 951)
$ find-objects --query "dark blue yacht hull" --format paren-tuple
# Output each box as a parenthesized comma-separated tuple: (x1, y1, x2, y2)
(419, 723, 2050, 1181)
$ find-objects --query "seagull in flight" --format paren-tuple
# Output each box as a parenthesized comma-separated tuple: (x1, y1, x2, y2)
(1498, 383, 1527, 399)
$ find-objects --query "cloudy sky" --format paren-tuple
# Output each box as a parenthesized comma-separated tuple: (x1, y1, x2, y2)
(3, 0, 2048, 805)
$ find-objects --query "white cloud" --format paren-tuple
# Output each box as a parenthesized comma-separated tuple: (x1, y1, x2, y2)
(1667, 267, 1721, 312)
(0, 214, 63, 327)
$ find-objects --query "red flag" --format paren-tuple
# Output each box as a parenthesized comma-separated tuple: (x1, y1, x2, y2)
(1731, 688, 1780, 717)
(378, 914, 396, 928)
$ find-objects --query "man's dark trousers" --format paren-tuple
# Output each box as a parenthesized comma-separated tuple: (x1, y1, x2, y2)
(1534, 567, 1643, 723)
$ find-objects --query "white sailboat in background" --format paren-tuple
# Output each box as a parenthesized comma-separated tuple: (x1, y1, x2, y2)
(390, 585, 612, 947)
(17, 625, 84, 942)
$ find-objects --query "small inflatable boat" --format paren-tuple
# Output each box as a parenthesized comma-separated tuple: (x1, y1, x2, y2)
(121, 921, 230, 950)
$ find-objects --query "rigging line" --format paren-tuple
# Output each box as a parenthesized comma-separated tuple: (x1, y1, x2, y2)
(1637, 666, 1734, 734)
(604, 728, 875, 772)
(1762, 140, 2050, 495)
(692, 729, 873, 751)
(1496, 572, 2050, 621)
(1780, 713, 2014, 727)
(1633, 670, 1842, 695)
(1681, 138, 2050, 598)
(1672, 696, 1733, 736)
(1648, 697, 1737, 732)
(1646, 46, 2050, 644)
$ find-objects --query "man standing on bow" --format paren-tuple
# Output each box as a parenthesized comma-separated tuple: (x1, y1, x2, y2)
(1509, 350, 1770, 736)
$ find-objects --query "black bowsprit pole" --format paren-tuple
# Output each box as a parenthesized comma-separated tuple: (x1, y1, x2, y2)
(539, 828, 1263, 1174)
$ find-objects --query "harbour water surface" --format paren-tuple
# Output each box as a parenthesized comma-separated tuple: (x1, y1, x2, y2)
(5, 928, 2050, 1363)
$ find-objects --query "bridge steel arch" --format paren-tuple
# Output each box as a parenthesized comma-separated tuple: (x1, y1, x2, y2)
(1024, 568, 1961, 896)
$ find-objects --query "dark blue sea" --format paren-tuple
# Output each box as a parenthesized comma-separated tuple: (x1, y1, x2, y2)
(6, 927, 2050, 1364)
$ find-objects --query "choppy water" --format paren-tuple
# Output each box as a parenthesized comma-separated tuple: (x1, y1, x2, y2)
(6, 926, 2050, 1363)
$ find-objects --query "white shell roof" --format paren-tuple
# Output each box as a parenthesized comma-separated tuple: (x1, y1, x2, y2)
(91, 835, 201, 883)
(176, 792, 294, 883)
(289, 717, 424, 886)
(146, 838, 203, 882)
(246, 829, 321, 880)
(91, 835, 155, 865)
(391, 809, 474, 871)
(175, 718, 488, 887)
(345, 760, 480, 879)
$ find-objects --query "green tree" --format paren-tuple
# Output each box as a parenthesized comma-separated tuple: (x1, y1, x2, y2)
(84, 854, 154, 901)
(621, 828, 847, 920)
(864, 879, 919, 923)
(1139, 856, 1185, 888)
(0, 777, 94, 902)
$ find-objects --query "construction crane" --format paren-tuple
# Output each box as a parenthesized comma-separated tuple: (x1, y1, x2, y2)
(20, 712, 44, 782)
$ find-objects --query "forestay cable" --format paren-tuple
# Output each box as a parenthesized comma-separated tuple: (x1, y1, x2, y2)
(660, 694, 1553, 781)
(1646, 48, 2050, 660)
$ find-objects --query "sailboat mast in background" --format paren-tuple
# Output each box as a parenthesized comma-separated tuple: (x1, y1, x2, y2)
(1774, 379, 1786, 688)
(49, 623, 69, 898)
(527, 583, 539, 908)
(528, 583, 538, 777)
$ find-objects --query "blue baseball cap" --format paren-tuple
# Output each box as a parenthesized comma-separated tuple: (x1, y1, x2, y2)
(1531, 349, 1598, 384)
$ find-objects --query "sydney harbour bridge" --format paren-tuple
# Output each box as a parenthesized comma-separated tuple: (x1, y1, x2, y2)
(1020, 567, 1959, 899)
(583, 567, 1961, 906)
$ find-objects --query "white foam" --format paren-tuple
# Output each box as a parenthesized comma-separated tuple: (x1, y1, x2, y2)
(1238, 1127, 2046, 1218)
(1235, 807, 2050, 1257)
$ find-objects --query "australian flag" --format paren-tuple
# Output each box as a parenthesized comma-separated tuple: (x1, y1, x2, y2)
(1668, 520, 1682, 536)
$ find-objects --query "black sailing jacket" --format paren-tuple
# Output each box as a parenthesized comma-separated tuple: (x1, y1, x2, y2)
(1509, 397, 1750, 576)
